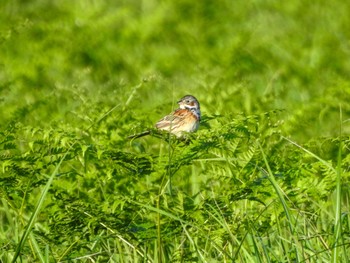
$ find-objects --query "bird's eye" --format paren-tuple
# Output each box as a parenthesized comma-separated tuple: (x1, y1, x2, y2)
(186, 100, 190, 103)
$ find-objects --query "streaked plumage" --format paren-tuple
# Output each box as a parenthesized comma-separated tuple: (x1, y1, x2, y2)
(128, 95, 201, 139)
(155, 95, 201, 137)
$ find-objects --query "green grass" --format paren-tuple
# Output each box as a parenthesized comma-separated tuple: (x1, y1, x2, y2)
(1, 0, 350, 262)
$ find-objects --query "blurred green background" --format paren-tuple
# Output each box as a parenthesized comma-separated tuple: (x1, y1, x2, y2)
(1, 1, 350, 261)
(1, 0, 349, 141)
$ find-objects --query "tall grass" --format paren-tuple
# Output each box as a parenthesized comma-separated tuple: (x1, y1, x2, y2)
(1, 0, 350, 262)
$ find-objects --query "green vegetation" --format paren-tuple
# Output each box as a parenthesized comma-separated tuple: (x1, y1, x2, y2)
(1, 0, 349, 262)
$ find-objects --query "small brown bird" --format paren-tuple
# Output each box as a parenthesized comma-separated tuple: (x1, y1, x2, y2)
(128, 95, 201, 139)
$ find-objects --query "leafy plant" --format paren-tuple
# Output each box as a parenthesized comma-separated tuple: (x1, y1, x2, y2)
(1, 0, 350, 262)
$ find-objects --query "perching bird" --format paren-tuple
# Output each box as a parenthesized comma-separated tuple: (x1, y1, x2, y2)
(128, 95, 201, 139)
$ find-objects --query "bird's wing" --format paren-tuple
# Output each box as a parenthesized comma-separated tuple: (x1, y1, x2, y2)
(155, 109, 188, 129)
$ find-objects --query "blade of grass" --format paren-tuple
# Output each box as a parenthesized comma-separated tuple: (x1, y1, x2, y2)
(257, 142, 295, 233)
(233, 201, 274, 262)
(180, 222, 206, 262)
(281, 136, 336, 174)
(29, 232, 45, 263)
(257, 141, 301, 262)
(331, 106, 343, 263)
(246, 232, 263, 263)
(11, 149, 71, 263)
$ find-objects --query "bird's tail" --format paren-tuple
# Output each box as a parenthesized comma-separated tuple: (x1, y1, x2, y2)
(127, 130, 151, 140)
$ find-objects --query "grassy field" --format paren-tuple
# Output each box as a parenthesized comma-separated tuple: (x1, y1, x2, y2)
(1, 0, 350, 262)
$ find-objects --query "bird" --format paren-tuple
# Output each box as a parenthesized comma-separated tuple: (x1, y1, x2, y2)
(128, 95, 201, 139)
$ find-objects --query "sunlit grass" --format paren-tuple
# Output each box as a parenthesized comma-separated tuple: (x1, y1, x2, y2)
(1, 0, 350, 262)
